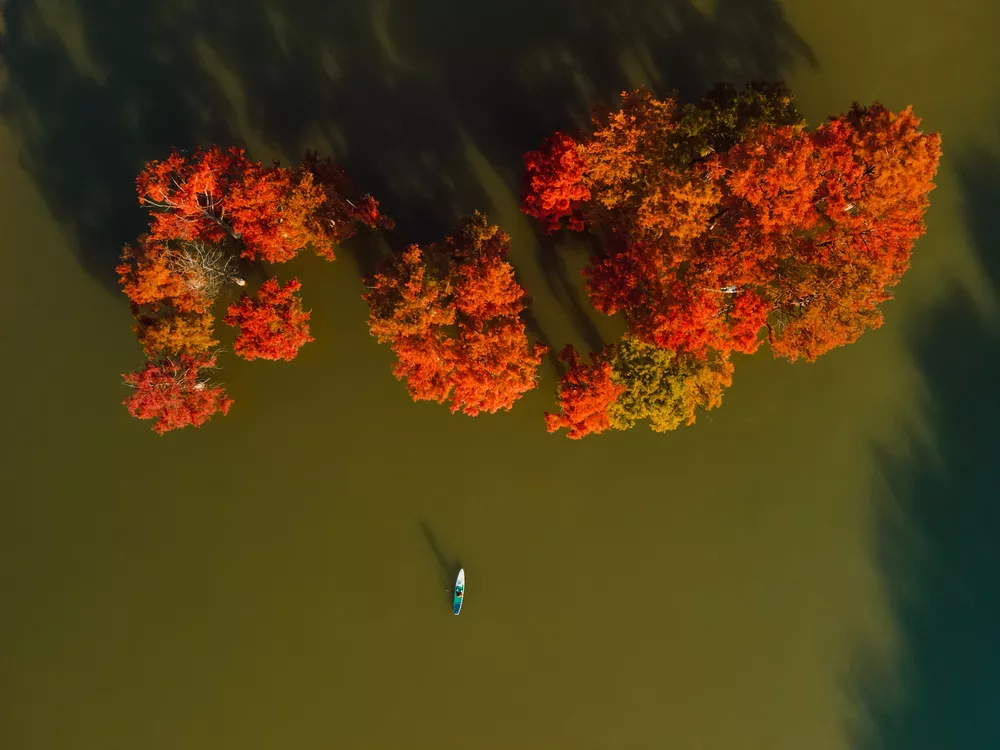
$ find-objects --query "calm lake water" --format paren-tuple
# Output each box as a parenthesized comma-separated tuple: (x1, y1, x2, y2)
(2, 1, 999, 748)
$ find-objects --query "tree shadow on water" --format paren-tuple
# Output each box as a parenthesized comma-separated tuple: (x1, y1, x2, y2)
(3, 0, 816, 305)
(851, 148, 1000, 749)
(534, 231, 609, 353)
(1, 1, 238, 290)
(203, 0, 819, 349)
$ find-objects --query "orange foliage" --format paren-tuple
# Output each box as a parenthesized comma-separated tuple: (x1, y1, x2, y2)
(525, 87, 942, 365)
(388, 333, 456, 405)
(721, 125, 821, 234)
(450, 319, 547, 417)
(117, 239, 209, 313)
(224, 278, 314, 362)
(135, 146, 387, 264)
(363, 244, 458, 404)
(224, 162, 327, 263)
(120, 146, 390, 432)
(763, 104, 943, 361)
(544, 345, 624, 439)
(365, 245, 457, 344)
(364, 214, 547, 415)
(136, 311, 218, 357)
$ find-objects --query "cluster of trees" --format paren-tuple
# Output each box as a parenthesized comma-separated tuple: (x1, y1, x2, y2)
(118, 146, 388, 433)
(118, 82, 941, 438)
(524, 83, 941, 438)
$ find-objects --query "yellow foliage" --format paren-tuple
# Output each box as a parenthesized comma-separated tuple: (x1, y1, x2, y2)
(136, 311, 219, 357)
(607, 337, 733, 432)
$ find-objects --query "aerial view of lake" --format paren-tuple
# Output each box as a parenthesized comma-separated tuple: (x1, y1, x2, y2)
(1, 1, 998, 748)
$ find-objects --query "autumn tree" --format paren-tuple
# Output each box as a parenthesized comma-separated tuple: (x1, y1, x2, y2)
(543, 345, 624, 439)
(122, 354, 233, 435)
(117, 238, 213, 313)
(526, 83, 940, 435)
(225, 278, 314, 362)
(606, 338, 733, 432)
(523, 83, 802, 235)
(136, 311, 219, 358)
(762, 104, 943, 361)
(135, 147, 390, 263)
(119, 146, 389, 432)
(363, 213, 547, 416)
(527, 83, 940, 436)
(545, 338, 731, 439)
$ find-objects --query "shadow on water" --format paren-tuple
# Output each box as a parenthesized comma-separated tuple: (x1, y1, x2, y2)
(2, 0, 816, 319)
(0, 1, 238, 288)
(419, 521, 461, 600)
(852, 147, 1000, 749)
(535, 232, 609, 353)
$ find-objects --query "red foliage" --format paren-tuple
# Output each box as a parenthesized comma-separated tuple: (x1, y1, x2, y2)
(300, 151, 394, 260)
(225, 162, 327, 263)
(225, 278, 314, 362)
(389, 333, 456, 405)
(522, 133, 591, 232)
(764, 105, 943, 360)
(136, 146, 389, 264)
(136, 147, 240, 246)
(120, 146, 390, 433)
(122, 354, 233, 434)
(544, 346, 624, 439)
(363, 214, 547, 414)
(363, 244, 458, 404)
(721, 125, 822, 234)
(450, 320, 548, 417)
(365, 245, 457, 343)
(527, 89, 942, 364)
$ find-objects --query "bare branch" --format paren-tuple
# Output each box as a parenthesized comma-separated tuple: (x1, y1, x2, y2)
(165, 241, 244, 303)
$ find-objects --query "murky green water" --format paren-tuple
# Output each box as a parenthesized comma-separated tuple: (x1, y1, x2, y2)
(2, 1, 999, 748)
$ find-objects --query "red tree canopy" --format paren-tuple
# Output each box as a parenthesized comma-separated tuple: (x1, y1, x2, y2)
(225, 278, 314, 362)
(122, 354, 233, 434)
(522, 85, 942, 364)
(450, 319, 547, 417)
(363, 213, 547, 415)
(136, 146, 388, 263)
(544, 345, 624, 439)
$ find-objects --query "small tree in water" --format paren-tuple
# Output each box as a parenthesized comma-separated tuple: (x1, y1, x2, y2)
(122, 354, 232, 435)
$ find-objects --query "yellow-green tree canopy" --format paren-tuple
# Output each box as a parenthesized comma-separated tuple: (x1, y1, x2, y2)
(607, 337, 734, 433)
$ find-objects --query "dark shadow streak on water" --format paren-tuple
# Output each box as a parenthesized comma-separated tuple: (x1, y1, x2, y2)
(852, 145, 1000, 749)
(419, 520, 461, 602)
(0, 1, 238, 289)
(1, 0, 816, 346)
(533, 231, 609, 353)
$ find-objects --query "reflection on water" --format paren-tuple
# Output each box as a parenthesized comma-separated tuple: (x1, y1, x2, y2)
(0, 1, 998, 748)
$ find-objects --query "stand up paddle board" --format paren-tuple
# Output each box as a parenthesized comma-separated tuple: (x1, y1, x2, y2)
(452, 568, 465, 616)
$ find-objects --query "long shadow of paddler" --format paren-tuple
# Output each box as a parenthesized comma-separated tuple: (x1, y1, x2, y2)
(418, 521, 462, 604)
